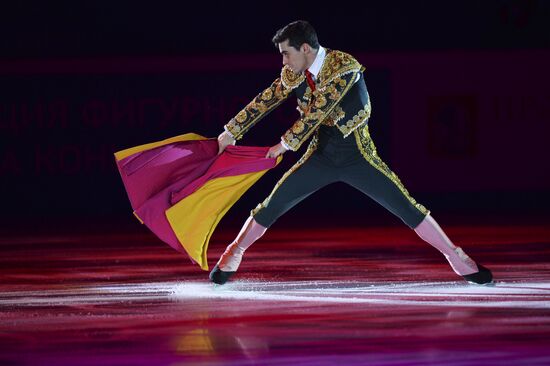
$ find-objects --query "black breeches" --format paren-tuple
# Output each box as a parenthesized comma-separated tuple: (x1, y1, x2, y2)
(252, 125, 428, 229)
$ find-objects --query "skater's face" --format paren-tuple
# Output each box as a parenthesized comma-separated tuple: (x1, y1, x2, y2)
(278, 40, 313, 74)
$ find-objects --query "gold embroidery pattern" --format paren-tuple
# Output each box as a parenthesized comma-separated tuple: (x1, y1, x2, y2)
(297, 88, 313, 115)
(292, 121, 305, 134)
(318, 50, 362, 88)
(314, 94, 327, 108)
(281, 65, 305, 89)
(324, 84, 341, 101)
(261, 88, 273, 101)
(250, 131, 320, 217)
(280, 50, 363, 151)
(282, 69, 359, 151)
(296, 99, 308, 116)
(337, 102, 372, 137)
(322, 106, 345, 126)
(235, 110, 247, 123)
(353, 125, 430, 216)
(303, 87, 312, 102)
(226, 76, 293, 140)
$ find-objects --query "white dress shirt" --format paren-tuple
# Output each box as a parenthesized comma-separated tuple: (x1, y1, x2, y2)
(306, 45, 326, 82)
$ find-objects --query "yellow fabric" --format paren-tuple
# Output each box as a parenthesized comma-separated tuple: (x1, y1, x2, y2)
(132, 211, 144, 224)
(114, 133, 208, 161)
(165, 155, 282, 271)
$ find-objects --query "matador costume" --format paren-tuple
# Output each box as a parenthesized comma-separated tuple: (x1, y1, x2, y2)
(224, 47, 428, 229)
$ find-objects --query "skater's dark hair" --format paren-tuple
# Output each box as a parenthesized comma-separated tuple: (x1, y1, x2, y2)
(272, 20, 319, 51)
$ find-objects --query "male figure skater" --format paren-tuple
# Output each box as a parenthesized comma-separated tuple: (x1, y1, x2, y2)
(211, 20, 492, 285)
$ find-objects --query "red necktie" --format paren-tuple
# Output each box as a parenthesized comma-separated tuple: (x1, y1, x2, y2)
(305, 70, 316, 91)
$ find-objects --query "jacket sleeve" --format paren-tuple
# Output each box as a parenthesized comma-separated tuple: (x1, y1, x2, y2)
(224, 77, 293, 141)
(281, 69, 360, 151)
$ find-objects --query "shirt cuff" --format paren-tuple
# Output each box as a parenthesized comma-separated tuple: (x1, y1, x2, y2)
(280, 138, 291, 151)
(223, 125, 236, 140)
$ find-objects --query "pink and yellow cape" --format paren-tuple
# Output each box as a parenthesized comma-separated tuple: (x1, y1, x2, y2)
(114, 133, 282, 270)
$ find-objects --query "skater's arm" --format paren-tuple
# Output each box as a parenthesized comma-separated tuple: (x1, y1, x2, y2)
(224, 71, 295, 141)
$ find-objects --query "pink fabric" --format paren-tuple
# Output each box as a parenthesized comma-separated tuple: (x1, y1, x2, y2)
(115, 138, 278, 255)
(170, 145, 277, 204)
(118, 139, 216, 211)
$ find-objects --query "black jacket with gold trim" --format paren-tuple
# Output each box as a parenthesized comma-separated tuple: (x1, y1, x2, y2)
(225, 49, 371, 151)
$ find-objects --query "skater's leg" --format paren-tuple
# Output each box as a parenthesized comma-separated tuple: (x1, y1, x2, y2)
(210, 154, 337, 284)
(343, 129, 492, 284)
(209, 216, 267, 284)
(340, 155, 429, 229)
(414, 214, 493, 283)
(414, 213, 478, 275)
(252, 154, 338, 228)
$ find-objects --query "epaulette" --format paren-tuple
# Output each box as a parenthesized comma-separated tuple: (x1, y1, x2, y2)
(281, 65, 305, 90)
(318, 50, 363, 87)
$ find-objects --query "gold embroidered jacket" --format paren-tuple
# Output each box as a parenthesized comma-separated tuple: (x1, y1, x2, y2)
(225, 49, 371, 151)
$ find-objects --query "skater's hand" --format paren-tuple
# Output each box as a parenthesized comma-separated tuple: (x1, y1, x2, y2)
(217, 131, 236, 155)
(266, 142, 288, 159)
